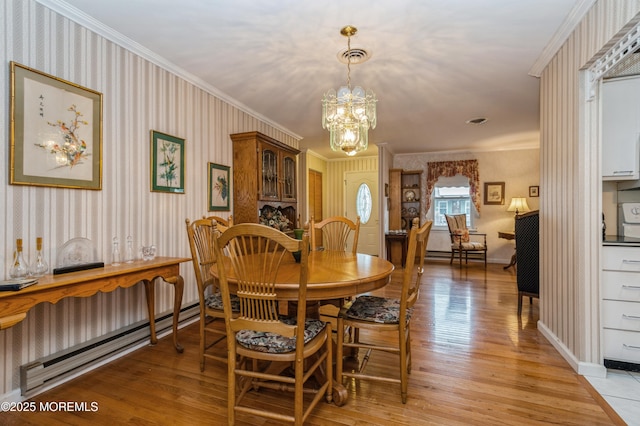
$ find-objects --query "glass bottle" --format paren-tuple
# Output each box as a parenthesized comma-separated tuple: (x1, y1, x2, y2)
(125, 235, 134, 263)
(112, 237, 121, 266)
(9, 238, 29, 279)
(30, 237, 49, 277)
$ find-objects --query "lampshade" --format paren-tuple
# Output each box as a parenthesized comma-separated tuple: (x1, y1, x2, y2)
(507, 197, 530, 214)
(322, 26, 377, 156)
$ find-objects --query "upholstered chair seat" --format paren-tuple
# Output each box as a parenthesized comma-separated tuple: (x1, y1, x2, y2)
(236, 318, 327, 354)
(345, 295, 412, 324)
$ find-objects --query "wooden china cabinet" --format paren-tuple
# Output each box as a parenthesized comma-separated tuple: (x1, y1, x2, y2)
(389, 169, 422, 231)
(230, 131, 300, 230)
(387, 169, 422, 264)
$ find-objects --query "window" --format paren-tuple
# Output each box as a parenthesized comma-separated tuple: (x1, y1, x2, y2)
(432, 175, 473, 228)
(356, 183, 372, 224)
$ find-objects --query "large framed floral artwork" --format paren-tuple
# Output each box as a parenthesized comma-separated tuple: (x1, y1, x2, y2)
(10, 62, 103, 189)
(208, 162, 230, 211)
(150, 130, 185, 194)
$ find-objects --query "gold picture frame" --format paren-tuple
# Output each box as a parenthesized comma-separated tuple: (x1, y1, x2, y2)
(10, 62, 103, 190)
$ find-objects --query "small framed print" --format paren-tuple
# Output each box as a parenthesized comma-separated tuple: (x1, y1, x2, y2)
(208, 162, 230, 211)
(151, 130, 185, 193)
(484, 182, 505, 205)
(529, 185, 539, 197)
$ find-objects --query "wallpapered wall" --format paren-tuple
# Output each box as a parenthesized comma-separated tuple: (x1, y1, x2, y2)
(0, 0, 299, 398)
(393, 148, 540, 264)
(538, 1, 640, 371)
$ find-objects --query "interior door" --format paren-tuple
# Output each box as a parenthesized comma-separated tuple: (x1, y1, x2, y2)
(308, 169, 323, 244)
(345, 171, 379, 256)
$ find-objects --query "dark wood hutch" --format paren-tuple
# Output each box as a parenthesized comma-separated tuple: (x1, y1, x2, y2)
(230, 131, 300, 232)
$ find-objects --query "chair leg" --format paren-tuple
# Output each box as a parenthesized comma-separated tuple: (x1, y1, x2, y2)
(336, 316, 345, 386)
(400, 327, 409, 404)
(227, 342, 236, 426)
(450, 250, 454, 264)
(199, 310, 206, 372)
(517, 292, 523, 315)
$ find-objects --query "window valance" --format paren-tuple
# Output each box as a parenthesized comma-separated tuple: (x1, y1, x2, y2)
(425, 160, 480, 213)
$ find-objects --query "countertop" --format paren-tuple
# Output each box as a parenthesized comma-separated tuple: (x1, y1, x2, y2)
(603, 234, 640, 246)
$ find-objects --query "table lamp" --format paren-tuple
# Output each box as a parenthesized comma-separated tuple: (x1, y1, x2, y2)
(507, 197, 530, 216)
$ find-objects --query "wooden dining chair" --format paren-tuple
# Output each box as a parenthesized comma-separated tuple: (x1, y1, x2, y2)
(309, 215, 360, 253)
(309, 215, 361, 331)
(212, 223, 333, 425)
(185, 217, 239, 370)
(336, 218, 432, 404)
(203, 214, 232, 226)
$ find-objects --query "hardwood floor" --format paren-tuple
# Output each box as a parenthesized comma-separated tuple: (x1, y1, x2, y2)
(2, 259, 623, 425)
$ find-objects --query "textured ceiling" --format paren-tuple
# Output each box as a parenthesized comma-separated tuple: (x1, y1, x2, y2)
(59, 0, 581, 158)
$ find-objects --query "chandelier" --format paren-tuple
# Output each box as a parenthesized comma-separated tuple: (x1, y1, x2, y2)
(322, 25, 377, 156)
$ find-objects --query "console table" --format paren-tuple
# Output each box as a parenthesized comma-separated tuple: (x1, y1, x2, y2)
(0, 257, 191, 353)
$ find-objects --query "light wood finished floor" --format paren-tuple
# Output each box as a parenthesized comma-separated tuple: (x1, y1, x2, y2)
(2, 260, 624, 425)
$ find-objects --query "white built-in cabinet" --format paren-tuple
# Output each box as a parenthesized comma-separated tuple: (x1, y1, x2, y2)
(601, 246, 640, 365)
(602, 76, 640, 180)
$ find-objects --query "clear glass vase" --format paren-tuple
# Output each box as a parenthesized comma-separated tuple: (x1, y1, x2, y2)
(125, 235, 134, 263)
(112, 237, 121, 266)
(30, 237, 49, 277)
(9, 238, 29, 279)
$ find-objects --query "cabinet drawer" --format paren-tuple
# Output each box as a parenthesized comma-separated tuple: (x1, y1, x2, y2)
(602, 271, 640, 301)
(602, 300, 640, 330)
(603, 329, 640, 363)
(602, 246, 640, 271)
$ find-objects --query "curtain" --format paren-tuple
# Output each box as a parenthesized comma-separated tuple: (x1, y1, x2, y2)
(425, 160, 480, 213)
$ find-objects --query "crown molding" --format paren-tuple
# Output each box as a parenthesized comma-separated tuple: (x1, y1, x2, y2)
(35, 0, 302, 141)
(529, 0, 597, 77)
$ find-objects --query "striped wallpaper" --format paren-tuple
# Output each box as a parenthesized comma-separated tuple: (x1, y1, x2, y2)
(538, 1, 640, 374)
(0, 0, 299, 397)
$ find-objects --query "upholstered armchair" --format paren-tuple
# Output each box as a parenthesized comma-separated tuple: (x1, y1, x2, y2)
(515, 210, 539, 315)
(445, 214, 487, 268)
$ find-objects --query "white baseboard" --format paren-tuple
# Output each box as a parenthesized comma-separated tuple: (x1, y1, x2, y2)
(537, 320, 606, 378)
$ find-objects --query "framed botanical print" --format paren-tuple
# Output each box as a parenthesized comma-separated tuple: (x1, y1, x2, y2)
(484, 182, 505, 205)
(150, 130, 185, 193)
(10, 61, 103, 189)
(208, 162, 230, 211)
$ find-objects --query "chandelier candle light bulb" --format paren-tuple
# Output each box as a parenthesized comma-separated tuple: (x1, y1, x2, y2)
(322, 25, 377, 156)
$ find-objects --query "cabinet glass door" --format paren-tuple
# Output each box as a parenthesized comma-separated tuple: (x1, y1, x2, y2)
(281, 153, 296, 201)
(260, 147, 279, 200)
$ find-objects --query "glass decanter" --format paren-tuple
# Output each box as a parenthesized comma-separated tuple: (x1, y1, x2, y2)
(125, 235, 134, 263)
(9, 238, 29, 279)
(30, 237, 49, 277)
(112, 237, 121, 266)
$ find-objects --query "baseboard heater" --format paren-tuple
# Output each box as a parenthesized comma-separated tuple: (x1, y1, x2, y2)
(20, 303, 199, 396)
(426, 250, 453, 259)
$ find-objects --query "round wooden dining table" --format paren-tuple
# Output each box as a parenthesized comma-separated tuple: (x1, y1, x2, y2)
(212, 249, 395, 301)
(210, 249, 394, 406)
